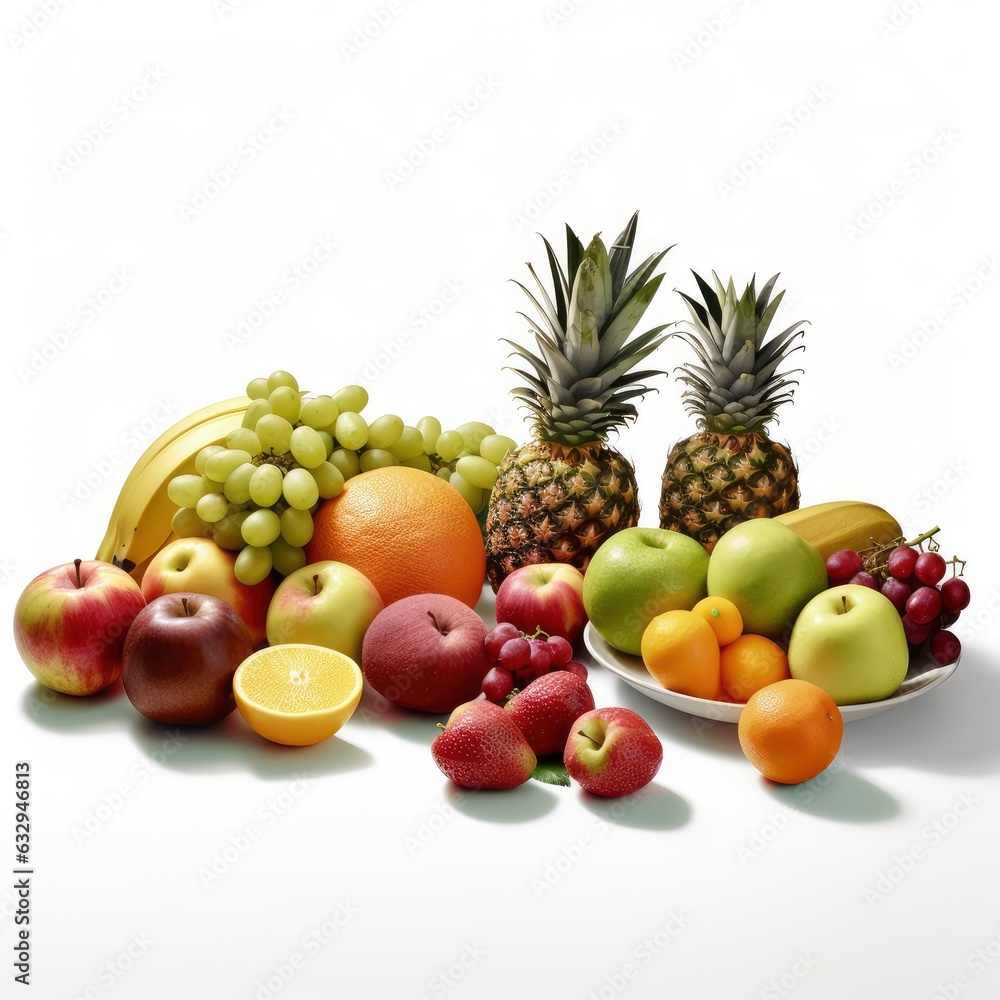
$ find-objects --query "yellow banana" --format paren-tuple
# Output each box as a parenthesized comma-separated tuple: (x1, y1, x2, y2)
(96, 398, 248, 578)
(774, 501, 902, 559)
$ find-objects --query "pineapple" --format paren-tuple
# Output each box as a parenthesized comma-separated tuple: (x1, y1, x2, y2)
(484, 212, 672, 591)
(659, 271, 807, 552)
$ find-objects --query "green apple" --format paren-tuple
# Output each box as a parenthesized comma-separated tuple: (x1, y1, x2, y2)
(582, 527, 709, 656)
(788, 584, 908, 704)
(707, 519, 827, 640)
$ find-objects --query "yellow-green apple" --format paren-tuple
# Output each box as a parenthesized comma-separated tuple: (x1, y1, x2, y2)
(563, 707, 662, 797)
(495, 564, 587, 647)
(266, 560, 383, 663)
(140, 537, 274, 648)
(431, 700, 536, 789)
(788, 584, 909, 704)
(707, 519, 827, 641)
(361, 593, 489, 713)
(122, 593, 253, 725)
(13, 559, 146, 695)
(582, 527, 709, 655)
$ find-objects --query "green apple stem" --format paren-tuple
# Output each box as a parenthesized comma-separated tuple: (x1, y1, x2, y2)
(73, 558, 83, 588)
(842, 595, 848, 613)
(312, 575, 320, 595)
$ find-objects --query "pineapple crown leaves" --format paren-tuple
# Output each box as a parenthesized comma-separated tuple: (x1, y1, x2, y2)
(672, 269, 808, 433)
(503, 211, 675, 444)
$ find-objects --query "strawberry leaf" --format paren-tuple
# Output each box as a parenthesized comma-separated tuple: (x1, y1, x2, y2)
(531, 760, 571, 787)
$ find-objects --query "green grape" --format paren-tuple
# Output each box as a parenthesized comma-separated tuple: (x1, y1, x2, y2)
(332, 384, 368, 414)
(280, 507, 314, 547)
(241, 398, 272, 429)
(268, 385, 301, 424)
(226, 427, 261, 455)
(249, 463, 284, 507)
(224, 462, 256, 504)
(478, 433, 518, 466)
(241, 508, 282, 547)
(205, 448, 253, 483)
(195, 445, 224, 476)
(435, 430, 464, 462)
(449, 472, 484, 511)
(329, 448, 361, 480)
(317, 430, 334, 458)
(389, 426, 424, 461)
(456, 455, 500, 490)
(335, 412, 368, 450)
(401, 454, 432, 472)
(435, 467, 452, 481)
(282, 467, 319, 510)
(213, 510, 250, 551)
(266, 370, 298, 393)
(235, 545, 272, 586)
(417, 416, 442, 454)
(367, 414, 403, 450)
(310, 461, 345, 499)
(269, 536, 307, 577)
(196, 492, 229, 523)
(201, 474, 225, 495)
(168, 474, 207, 508)
(255, 414, 294, 455)
(359, 449, 399, 472)
(246, 377, 270, 400)
(171, 506, 208, 538)
(455, 421, 495, 455)
(300, 395, 339, 429)
(289, 426, 326, 469)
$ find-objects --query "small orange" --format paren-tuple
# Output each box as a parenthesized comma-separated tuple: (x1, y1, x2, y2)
(305, 466, 486, 607)
(720, 633, 791, 702)
(640, 610, 721, 700)
(737, 679, 843, 784)
(692, 596, 743, 646)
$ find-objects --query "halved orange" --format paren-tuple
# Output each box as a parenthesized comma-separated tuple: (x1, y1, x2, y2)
(233, 644, 363, 746)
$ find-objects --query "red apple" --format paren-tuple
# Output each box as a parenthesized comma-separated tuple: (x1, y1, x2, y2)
(140, 537, 274, 648)
(563, 707, 663, 797)
(361, 594, 490, 713)
(494, 563, 588, 648)
(13, 559, 146, 695)
(122, 593, 253, 725)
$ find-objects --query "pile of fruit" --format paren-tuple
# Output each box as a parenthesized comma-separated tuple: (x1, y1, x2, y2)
(12, 210, 971, 798)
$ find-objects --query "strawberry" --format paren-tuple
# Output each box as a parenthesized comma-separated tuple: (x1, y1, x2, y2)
(504, 670, 596, 757)
(431, 700, 536, 790)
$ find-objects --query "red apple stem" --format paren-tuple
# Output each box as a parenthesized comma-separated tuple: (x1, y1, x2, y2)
(576, 730, 600, 747)
(182, 596, 191, 617)
(73, 558, 83, 588)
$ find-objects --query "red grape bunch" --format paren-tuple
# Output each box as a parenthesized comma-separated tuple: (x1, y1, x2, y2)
(480, 624, 588, 703)
(825, 526, 968, 667)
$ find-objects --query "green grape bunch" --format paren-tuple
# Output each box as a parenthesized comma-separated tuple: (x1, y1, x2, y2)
(166, 370, 515, 585)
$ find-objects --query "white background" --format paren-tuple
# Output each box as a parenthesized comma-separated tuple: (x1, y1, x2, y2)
(3, 1, 999, 998)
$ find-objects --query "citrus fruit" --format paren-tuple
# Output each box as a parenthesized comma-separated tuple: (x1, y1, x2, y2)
(640, 610, 721, 700)
(737, 678, 843, 784)
(692, 595, 743, 646)
(305, 466, 486, 607)
(233, 644, 363, 746)
(719, 633, 791, 702)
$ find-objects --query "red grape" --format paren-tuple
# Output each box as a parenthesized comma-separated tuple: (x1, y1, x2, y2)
(563, 661, 588, 681)
(880, 576, 912, 613)
(545, 634, 573, 667)
(826, 549, 863, 585)
(485, 622, 521, 660)
(527, 638, 553, 674)
(906, 586, 943, 625)
(929, 630, 961, 666)
(901, 615, 934, 645)
(940, 577, 970, 613)
(849, 571, 880, 590)
(914, 551, 947, 586)
(498, 637, 531, 670)
(887, 546, 918, 580)
(481, 666, 515, 702)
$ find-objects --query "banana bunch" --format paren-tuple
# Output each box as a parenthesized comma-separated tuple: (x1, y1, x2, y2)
(95, 397, 249, 581)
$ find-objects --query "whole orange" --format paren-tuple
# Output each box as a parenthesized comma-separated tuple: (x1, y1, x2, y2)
(737, 679, 843, 784)
(719, 633, 790, 702)
(305, 466, 486, 607)
(640, 610, 721, 700)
